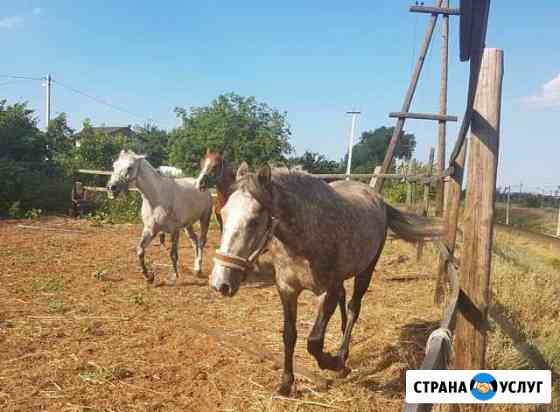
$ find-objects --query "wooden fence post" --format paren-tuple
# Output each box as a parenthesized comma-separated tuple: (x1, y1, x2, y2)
(505, 185, 511, 225)
(556, 200, 560, 238)
(417, 148, 435, 261)
(369, 166, 382, 188)
(452, 49, 503, 412)
(434, 140, 466, 304)
(406, 159, 416, 211)
(436, 0, 449, 216)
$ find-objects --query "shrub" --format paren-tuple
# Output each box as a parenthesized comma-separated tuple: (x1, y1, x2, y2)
(0, 159, 72, 217)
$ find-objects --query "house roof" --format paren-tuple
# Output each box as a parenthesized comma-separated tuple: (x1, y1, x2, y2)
(75, 126, 135, 136)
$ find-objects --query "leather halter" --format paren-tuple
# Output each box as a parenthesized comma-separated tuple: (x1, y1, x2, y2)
(213, 215, 278, 273)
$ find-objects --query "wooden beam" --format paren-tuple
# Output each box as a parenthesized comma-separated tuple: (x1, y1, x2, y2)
(78, 169, 112, 176)
(436, 0, 449, 216)
(372, 0, 444, 193)
(452, 49, 503, 412)
(409, 5, 461, 15)
(434, 140, 466, 304)
(369, 165, 382, 188)
(389, 112, 457, 122)
(417, 148, 435, 261)
(449, 0, 491, 163)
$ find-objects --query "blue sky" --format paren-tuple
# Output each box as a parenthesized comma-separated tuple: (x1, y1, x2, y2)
(1, 1, 559, 190)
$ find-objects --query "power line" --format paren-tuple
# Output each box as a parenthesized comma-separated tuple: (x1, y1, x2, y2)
(0, 74, 44, 81)
(53, 78, 155, 123)
(0, 80, 21, 86)
(0, 73, 160, 125)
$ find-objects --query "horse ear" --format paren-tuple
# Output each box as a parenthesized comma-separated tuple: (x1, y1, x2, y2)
(236, 162, 249, 180)
(257, 164, 272, 189)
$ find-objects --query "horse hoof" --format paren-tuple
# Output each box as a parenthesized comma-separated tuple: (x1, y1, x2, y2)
(337, 366, 351, 379)
(276, 382, 293, 397)
(144, 272, 155, 283)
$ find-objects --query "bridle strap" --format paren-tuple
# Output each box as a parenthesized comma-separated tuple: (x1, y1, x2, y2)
(214, 217, 278, 273)
(213, 253, 249, 272)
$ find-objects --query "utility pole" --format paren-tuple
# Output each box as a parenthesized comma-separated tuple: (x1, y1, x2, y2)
(45, 73, 52, 130)
(556, 188, 560, 237)
(505, 185, 511, 225)
(345, 111, 360, 180)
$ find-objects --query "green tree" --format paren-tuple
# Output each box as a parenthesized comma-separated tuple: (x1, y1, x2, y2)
(47, 113, 74, 158)
(345, 126, 416, 173)
(0, 100, 47, 161)
(132, 123, 169, 167)
(73, 120, 134, 170)
(169, 93, 293, 175)
(289, 151, 341, 173)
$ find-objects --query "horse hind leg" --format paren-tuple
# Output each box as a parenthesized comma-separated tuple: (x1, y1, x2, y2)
(336, 254, 381, 375)
(167, 231, 180, 286)
(196, 208, 212, 275)
(338, 286, 347, 335)
(184, 226, 201, 275)
(307, 286, 344, 372)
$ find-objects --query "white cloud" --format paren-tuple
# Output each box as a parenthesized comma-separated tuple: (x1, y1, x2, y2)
(522, 73, 560, 109)
(33, 7, 42, 15)
(0, 16, 23, 29)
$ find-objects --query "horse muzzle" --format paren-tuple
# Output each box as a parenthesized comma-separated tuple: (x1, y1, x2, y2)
(209, 265, 241, 297)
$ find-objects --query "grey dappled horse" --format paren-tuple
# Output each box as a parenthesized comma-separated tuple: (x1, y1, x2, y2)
(209, 164, 442, 395)
(107, 150, 212, 285)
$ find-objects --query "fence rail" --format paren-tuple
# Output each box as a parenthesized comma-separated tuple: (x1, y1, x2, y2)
(77, 169, 447, 184)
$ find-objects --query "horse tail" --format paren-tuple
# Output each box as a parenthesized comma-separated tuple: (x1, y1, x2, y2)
(385, 203, 444, 242)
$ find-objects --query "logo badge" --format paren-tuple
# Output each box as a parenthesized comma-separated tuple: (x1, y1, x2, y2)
(470, 373, 498, 401)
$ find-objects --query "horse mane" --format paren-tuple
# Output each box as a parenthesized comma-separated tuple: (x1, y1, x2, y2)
(235, 170, 343, 220)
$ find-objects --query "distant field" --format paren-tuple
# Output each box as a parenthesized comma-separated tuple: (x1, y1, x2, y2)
(495, 202, 558, 236)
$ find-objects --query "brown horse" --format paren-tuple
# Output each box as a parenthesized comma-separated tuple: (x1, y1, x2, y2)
(209, 164, 443, 395)
(195, 149, 236, 233)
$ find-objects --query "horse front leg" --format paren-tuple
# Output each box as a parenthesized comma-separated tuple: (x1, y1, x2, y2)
(167, 230, 180, 286)
(137, 228, 156, 283)
(184, 226, 201, 275)
(277, 287, 299, 396)
(307, 286, 344, 372)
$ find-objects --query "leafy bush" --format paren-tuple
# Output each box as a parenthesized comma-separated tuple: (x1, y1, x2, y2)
(383, 181, 408, 204)
(0, 160, 72, 217)
(88, 191, 142, 224)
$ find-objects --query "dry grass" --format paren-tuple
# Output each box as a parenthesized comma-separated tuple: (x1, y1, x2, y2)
(0, 217, 557, 411)
(495, 204, 558, 236)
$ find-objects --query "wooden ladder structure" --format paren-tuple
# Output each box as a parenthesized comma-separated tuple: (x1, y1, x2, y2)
(372, 0, 478, 216)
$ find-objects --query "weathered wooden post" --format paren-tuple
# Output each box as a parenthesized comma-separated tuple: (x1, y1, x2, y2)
(436, 0, 450, 216)
(417, 148, 435, 261)
(452, 48, 503, 412)
(505, 185, 511, 225)
(369, 165, 382, 188)
(556, 200, 560, 238)
(434, 139, 466, 304)
(406, 159, 416, 211)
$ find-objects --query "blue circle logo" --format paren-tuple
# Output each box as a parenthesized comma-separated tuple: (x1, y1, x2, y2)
(470, 373, 498, 401)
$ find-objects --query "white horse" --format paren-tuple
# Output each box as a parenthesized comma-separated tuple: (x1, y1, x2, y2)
(107, 150, 213, 285)
(157, 165, 184, 178)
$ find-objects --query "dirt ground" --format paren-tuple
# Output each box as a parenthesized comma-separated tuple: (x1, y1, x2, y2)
(1, 217, 450, 411)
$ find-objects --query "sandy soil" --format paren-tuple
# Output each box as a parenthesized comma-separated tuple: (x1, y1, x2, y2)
(0, 217, 443, 411)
